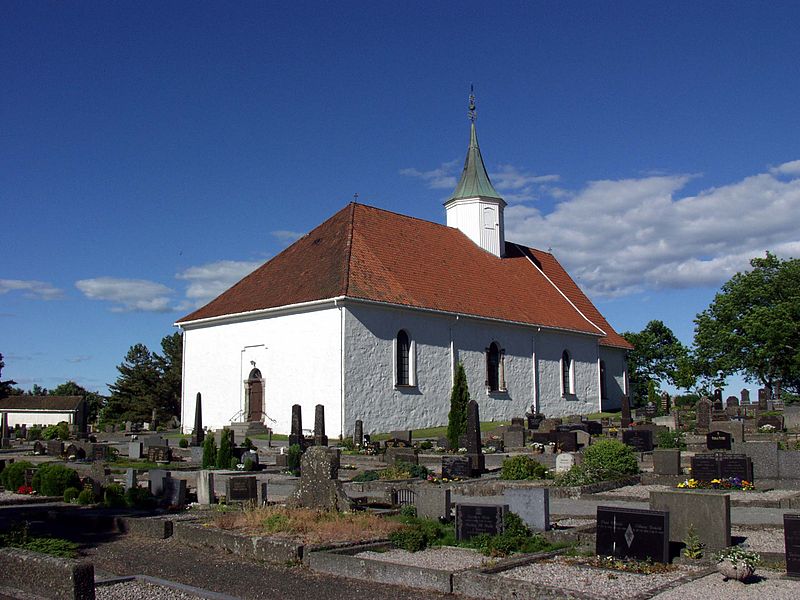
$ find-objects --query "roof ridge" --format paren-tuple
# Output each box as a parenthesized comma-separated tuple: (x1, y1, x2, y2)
(342, 202, 356, 296)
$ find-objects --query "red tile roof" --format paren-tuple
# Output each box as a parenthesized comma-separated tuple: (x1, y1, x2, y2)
(177, 203, 632, 350)
(0, 396, 84, 411)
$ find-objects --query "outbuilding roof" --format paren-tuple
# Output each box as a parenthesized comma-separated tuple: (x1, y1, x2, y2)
(177, 203, 631, 350)
(0, 396, 84, 412)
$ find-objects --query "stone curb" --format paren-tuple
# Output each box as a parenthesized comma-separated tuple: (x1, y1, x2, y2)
(95, 574, 240, 600)
(0, 547, 95, 600)
(172, 521, 303, 564)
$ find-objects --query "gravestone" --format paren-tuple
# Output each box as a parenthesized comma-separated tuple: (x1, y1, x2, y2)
(555, 453, 575, 473)
(485, 438, 504, 452)
(385, 446, 419, 466)
(696, 397, 713, 432)
(465, 400, 485, 476)
(125, 421, 133, 433)
(455, 504, 506, 541)
(620, 395, 631, 428)
(190, 392, 204, 447)
(503, 425, 526, 449)
(713, 389, 723, 410)
(353, 420, 363, 446)
(64, 444, 85, 460)
(314, 404, 328, 446)
(128, 442, 143, 459)
(538, 418, 561, 433)
(436, 436, 450, 451)
(785, 513, 800, 579)
(288, 446, 352, 511)
(227, 476, 258, 503)
(596, 506, 669, 563)
(758, 388, 769, 410)
(33, 441, 45, 455)
(758, 415, 784, 430)
(390, 430, 412, 445)
(141, 435, 166, 449)
(258, 481, 268, 506)
(690, 454, 721, 482)
(575, 430, 591, 449)
(124, 468, 138, 491)
(622, 429, 653, 452)
(414, 486, 451, 521)
(650, 490, 730, 550)
(197, 470, 215, 504)
(289, 404, 304, 449)
(47, 440, 64, 457)
(740, 388, 750, 405)
(148, 469, 168, 496)
(584, 421, 603, 436)
(653, 449, 681, 475)
(552, 430, 578, 452)
(526, 413, 544, 430)
(711, 421, 745, 443)
(718, 454, 754, 482)
(162, 477, 187, 508)
(505, 488, 549, 532)
(442, 455, 472, 479)
(660, 392, 670, 413)
(726, 396, 739, 408)
(707, 430, 732, 450)
(241, 450, 259, 467)
(641, 402, 658, 419)
(91, 444, 109, 461)
(147, 446, 172, 463)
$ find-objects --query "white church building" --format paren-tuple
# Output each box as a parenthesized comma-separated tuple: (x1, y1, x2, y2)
(176, 103, 632, 438)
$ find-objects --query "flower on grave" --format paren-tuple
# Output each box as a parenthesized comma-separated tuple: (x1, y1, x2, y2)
(17, 485, 34, 495)
(457, 447, 467, 453)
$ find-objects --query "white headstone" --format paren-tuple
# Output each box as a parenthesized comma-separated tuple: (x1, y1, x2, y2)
(555, 452, 575, 473)
(197, 470, 215, 505)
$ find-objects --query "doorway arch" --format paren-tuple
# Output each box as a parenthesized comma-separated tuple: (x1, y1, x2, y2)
(246, 368, 264, 422)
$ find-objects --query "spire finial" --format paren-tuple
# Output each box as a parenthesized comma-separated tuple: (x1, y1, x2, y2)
(468, 84, 476, 123)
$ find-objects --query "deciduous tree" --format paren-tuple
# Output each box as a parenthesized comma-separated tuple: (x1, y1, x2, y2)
(623, 320, 693, 404)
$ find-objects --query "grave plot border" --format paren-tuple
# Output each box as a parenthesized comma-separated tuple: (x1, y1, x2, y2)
(451, 551, 715, 600)
(0, 547, 94, 600)
(306, 542, 554, 594)
(173, 521, 304, 564)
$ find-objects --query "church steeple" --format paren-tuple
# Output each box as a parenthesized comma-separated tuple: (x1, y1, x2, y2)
(445, 88, 506, 257)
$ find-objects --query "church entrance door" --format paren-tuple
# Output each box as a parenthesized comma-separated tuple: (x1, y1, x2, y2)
(246, 369, 263, 422)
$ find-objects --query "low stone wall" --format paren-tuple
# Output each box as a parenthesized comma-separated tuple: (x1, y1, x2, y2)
(306, 542, 454, 593)
(118, 516, 175, 539)
(0, 547, 95, 600)
(173, 521, 303, 564)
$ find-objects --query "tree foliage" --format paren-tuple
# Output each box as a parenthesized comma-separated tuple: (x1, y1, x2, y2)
(105, 332, 183, 424)
(447, 362, 470, 450)
(50, 381, 106, 423)
(622, 320, 693, 404)
(693, 252, 800, 395)
(0, 353, 16, 399)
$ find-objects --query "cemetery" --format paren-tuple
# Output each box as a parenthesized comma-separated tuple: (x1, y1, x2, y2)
(0, 387, 799, 599)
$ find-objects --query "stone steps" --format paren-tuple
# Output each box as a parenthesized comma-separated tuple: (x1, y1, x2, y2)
(230, 421, 271, 439)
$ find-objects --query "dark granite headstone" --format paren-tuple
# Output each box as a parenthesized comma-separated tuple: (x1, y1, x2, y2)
(785, 513, 800, 579)
(726, 396, 739, 408)
(642, 403, 658, 418)
(353, 420, 363, 446)
(314, 404, 328, 446)
(64, 444, 85, 460)
(758, 388, 769, 410)
(551, 430, 578, 452)
(190, 392, 204, 447)
(584, 421, 603, 436)
(706, 431, 732, 451)
(757, 415, 784, 430)
(660, 392, 670, 413)
(442, 455, 472, 479)
(149, 469, 168, 496)
(47, 440, 64, 457)
(289, 404, 303, 448)
(226, 476, 258, 502)
(465, 400, 484, 475)
(485, 438, 504, 452)
(740, 388, 750, 405)
(456, 504, 506, 541)
(718, 454, 753, 482)
(620, 395, 631, 428)
(713, 389, 723, 410)
(696, 397, 713, 431)
(596, 506, 669, 563)
(147, 446, 172, 463)
(162, 477, 187, 508)
(91, 444, 109, 461)
(622, 429, 653, 452)
(526, 413, 544, 430)
(390, 430, 412, 445)
(33, 441, 46, 455)
(511, 417, 525, 428)
(690, 454, 721, 482)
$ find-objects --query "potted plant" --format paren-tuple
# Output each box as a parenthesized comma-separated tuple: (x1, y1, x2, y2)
(715, 546, 760, 581)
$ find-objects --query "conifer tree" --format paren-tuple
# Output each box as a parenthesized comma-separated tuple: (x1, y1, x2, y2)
(202, 434, 217, 469)
(216, 428, 233, 469)
(447, 363, 470, 450)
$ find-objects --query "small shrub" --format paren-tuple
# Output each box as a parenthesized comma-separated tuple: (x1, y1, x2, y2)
(202, 434, 217, 469)
(581, 439, 638, 479)
(262, 512, 290, 533)
(63, 487, 80, 503)
(682, 524, 705, 559)
(242, 437, 254, 450)
(400, 504, 417, 518)
(41, 421, 70, 441)
(657, 430, 686, 450)
(77, 488, 95, 505)
(0, 461, 35, 490)
(243, 458, 255, 471)
(339, 437, 355, 451)
(419, 440, 433, 450)
(178, 438, 189, 449)
(27, 427, 43, 441)
(500, 455, 549, 480)
(103, 483, 126, 508)
(351, 470, 379, 483)
(124, 486, 156, 509)
(287, 444, 302, 474)
(216, 428, 233, 469)
(554, 464, 600, 487)
(32, 464, 80, 497)
(389, 527, 429, 552)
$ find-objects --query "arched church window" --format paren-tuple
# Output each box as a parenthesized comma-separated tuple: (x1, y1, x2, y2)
(562, 350, 572, 396)
(396, 330, 410, 386)
(486, 342, 506, 392)
(599, 360, 607, 400)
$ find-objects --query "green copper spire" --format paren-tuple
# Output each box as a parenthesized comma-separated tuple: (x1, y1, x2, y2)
(448, 88, 503, 202)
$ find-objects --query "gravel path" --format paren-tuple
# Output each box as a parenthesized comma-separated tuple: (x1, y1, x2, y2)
(499, 556, 706, 599)
(355, 546, 489, 570)
(732, 527, 787, 553)
(651, 570, 800, 599)
(96, 581, 205, 600)
(596, 484, 799, 503)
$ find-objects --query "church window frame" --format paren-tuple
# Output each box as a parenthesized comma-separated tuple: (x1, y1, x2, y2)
(561, 350, 574, 397)
(485, 341, 506, 393)
(393, 329, 416, 388)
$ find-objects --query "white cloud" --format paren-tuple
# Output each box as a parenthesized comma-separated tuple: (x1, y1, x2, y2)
(271, 230, 304, 245)
(0, 279, 62, 300)
(176, 260, 263, 307)
(505, 165, 800, 298)
(399, 159, 460, 189)
(75, 277, 174, 312)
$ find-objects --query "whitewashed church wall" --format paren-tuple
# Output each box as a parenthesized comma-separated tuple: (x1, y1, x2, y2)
(533, 330, 601, 417)
(6, 412, 74, 427)
(180, 307, 342, 437)
(599, 346, 627, 410)
(343, 304, 454, 435)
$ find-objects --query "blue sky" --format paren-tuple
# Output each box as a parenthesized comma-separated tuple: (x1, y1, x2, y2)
(3, 2, 799, 397)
